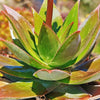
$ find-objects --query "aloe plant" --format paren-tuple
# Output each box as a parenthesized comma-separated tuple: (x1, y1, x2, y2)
(0, 0, 100, 99)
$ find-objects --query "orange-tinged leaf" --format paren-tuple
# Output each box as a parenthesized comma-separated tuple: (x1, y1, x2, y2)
(69, 57, 100, 84)
(0, 82, 36, 99)
(0, 81, 8, 88)
(88, 56, 100, 72)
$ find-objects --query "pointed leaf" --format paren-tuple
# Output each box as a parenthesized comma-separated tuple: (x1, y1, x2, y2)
(32, 79, 59, 95)
(38, 23, 60, 63)
(0, 39, 50, 69)
(59, 22, 74, 43)
(32, 8, 44, 36)
(0, 55, 23, 66)
(46, 84, 91, 99)
(50, 31, 81, 67)
(9, 23, 27, 51)
(57, 0, 79, 38)
(76, 20, 100, 63)
(34, 69, 70, 81)
(3, 5, 39, 60)
(39, 0, 63, 33)
(79, 6, 99, 41)
(0, 82, 37, 99)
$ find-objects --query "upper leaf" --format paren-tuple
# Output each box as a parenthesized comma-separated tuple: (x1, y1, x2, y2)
(76, 17, 100, 63)
(50, 31, 81, 67)
(39, 0, 63, 33)
(38, 23, 61, 63)
(32, 8, 44, 36)
(57, 0, 79, 38)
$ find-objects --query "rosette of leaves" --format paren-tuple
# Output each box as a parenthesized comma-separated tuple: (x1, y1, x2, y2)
(0, 0, 100, 99)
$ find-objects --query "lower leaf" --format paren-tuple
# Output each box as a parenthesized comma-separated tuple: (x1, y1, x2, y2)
(46, 84, 91, 99)
(0, 82, 36, 99)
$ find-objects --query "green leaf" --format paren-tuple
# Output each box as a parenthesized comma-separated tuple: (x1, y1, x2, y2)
(0, 55, 23, 67)
(57, 0, 79, 38)
(69, 57, 100, 84)
(46, 84, 91, 99)
(32, 79, 59, 95)
(59, 22, 74, 43)
(9, 23, 27, 51)
(0, 39, 50, 69)
(50, 31, 81, 67)
(38, 23, 60, 63)
(39, 0, 63, 33)
(79, 6, 99, 41)
(0, 82, 36, 99)
(32, 8, 44, 36)
(34, 69, 70, 81)
(0, 65, 36, 79)
(3, 5, 39, 60)
(76, 20, 100, 63)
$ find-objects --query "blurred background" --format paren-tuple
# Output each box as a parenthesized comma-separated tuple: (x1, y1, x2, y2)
(0, 0, 100, 55)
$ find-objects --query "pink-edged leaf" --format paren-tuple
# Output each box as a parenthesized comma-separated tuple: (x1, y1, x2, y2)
(0, 82, 36, 99)
(50, 31, 81, 67)
(57, 0, 79, 38)
(0, 39, 50, 69)
(0, 55, 22, 67)
(76, 20, 100, 63)
(46, 84, 91, 99)
(79, 5, 100, 41)
(59, 22, 74, 43)
(32, 8, 44, 36)
(38, 23, 61, 63)
(34, 69, 70, 81)
(3, 5, 39, 60)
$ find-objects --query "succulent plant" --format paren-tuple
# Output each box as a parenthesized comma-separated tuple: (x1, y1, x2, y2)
(0, 0, 100, 99)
